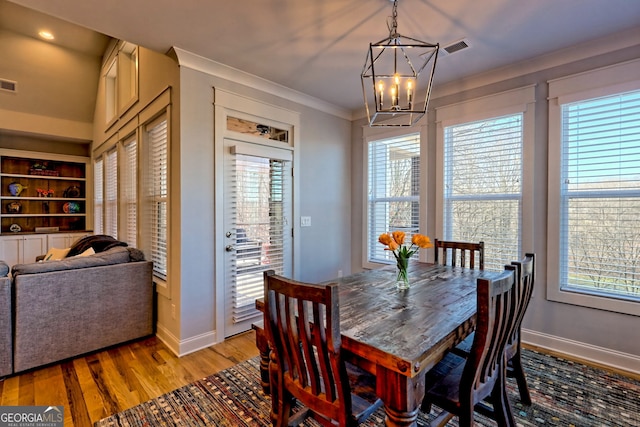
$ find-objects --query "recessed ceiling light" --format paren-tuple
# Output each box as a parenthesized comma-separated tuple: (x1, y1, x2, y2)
(38, 30, 55, 40)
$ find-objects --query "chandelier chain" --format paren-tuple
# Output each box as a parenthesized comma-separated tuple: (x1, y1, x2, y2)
(388, 0, 399, 38)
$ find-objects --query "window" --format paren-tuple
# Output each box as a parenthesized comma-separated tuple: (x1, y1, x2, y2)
(367, 133, 420, 265)
(560, 90, 640, 299)
(93, 157, 104, 234)
(121, 137, 137, 247)
(443, 115, 523, 271)
(436, 85, 535, 271)
(548, 59, 640, 315)
(144, 115, 168, 280)
(104, 149, 118, 238)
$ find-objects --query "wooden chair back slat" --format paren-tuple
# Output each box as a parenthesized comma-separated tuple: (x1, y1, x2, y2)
(507, 253, 535, 353)
(461, 266, 517, 404)
(434, 239, 485, 270)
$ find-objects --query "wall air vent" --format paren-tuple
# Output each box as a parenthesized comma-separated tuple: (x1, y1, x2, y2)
(439, 39, 471, 57)
(0, 79, 17, 93)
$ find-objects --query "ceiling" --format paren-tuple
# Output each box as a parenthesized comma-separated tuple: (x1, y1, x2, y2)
(4, 0, 640, 115)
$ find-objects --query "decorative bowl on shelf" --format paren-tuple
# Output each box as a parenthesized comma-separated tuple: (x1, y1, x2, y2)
(6, 201, 22, 213)
(8, 182, 26, 196)
(63, 202, 80, 214)
(63, 185, 82, 198)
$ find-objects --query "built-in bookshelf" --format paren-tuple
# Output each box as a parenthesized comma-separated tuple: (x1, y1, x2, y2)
(0, 151, 89, 234)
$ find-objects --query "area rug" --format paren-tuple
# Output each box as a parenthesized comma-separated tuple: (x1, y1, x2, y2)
(95, 349, 640, 426)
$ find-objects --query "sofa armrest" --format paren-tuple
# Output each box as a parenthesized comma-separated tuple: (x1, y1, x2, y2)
(0, 276, 11, 377)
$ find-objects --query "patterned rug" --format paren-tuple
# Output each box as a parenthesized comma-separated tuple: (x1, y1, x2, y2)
(95, 349, 640, 427)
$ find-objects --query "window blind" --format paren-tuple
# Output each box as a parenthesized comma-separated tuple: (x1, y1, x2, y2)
(104, 149, 118, 239)
(368, 134, 420, 264)
(560, 89, 640, 300)
(145, 117, 168, 279)
(443, 114, 522, 271)
(93, 158, 104, 234)
(122, 137, 137, 247)
(229, 154, 291, 323)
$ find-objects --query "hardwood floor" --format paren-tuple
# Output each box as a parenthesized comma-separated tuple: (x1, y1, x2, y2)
(0, 331, 260, 427)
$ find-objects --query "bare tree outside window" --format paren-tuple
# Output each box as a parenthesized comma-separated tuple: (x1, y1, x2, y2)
(560, 90, 640, 300)
(444, 114, 523, 271)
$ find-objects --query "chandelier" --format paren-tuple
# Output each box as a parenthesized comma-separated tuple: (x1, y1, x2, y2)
(361, 0, 439, 127)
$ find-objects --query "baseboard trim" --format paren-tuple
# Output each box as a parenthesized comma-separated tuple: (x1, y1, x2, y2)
(155, 325, 219, 357)
(522, 328, 640, 376)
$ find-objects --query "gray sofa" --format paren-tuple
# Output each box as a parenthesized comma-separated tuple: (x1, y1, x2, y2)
(1, 245, 154, 375)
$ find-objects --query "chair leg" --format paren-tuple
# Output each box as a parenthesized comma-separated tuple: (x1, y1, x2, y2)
(491, 367, 516, 427)
(510, 349, 532, 405)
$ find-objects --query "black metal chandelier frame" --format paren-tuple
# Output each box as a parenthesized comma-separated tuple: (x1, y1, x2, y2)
(361, 0, 439, 127)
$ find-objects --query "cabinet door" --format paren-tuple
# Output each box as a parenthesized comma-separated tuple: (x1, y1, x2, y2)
(47, 234, 70, 249)
(47, 232, 90, 250)
(0, 235, 46, 265)
(23, 235, 47, 263)
(0, 235, 22, 267)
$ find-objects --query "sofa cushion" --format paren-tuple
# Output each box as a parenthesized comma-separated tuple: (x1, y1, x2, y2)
(43, 246, 71, 261)
(11, 246, 131, 277)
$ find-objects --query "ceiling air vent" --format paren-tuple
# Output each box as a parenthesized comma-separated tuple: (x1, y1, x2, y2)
(0, 79, 17, 93)
(440, 39, 471, 57)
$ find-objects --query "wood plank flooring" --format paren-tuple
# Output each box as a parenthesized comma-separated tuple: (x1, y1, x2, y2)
(0, 331, 259, 427)
(1, 332, 638, 427)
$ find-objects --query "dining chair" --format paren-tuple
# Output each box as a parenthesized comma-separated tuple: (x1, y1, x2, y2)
(262, 270, 383, 427)
(420, 266, 518, 427)
(434, 239, 485, 270)
(453, 253, 535, 405)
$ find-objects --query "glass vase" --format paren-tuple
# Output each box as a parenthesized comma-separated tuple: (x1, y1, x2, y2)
(396, 255, 410, 290)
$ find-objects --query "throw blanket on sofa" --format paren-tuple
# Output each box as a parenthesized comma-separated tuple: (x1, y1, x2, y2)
(66, 234, 128, 257)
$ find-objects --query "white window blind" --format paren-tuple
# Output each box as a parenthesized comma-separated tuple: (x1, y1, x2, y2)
(122, 137, 137, 247)
(443, 114, 522, 271)
(367, 133, 420, 264)
(104, 149, 118, 239)
(560, 89, 640, 301)
(229, 154, 291, 323)
(145, 117, 168, 279)
(93, 157, 104, 234)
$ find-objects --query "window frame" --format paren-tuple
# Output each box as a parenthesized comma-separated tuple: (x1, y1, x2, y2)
(362, 126, 427, 269)
(104, 148, 118, 239)
(143, 113, 170, 286)
(435, 85, 536, 269)
(120, 134, 138, 247)
(547, 59, 640, 316)
(93, 157, 104, 235)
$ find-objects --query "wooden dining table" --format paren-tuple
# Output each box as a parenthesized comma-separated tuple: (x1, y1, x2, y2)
(255, 262, 500, 427)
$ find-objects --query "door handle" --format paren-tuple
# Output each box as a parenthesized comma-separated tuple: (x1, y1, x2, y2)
(225, 245, 234, 252)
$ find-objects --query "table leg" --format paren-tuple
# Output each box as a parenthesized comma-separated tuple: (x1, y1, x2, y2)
(376, 366, 425, 427)
(252, 323, 271, 395)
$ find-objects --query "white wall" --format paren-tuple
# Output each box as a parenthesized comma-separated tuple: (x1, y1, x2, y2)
(351, 32, 640, 372)
(169, 52, 353, 354)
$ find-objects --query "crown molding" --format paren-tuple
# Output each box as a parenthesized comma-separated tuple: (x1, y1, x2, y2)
(171, 47, 352, 121)
(432, 27, 640, 99)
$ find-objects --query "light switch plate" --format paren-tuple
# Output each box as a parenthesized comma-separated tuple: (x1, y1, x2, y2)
(300, 216, 311, 227)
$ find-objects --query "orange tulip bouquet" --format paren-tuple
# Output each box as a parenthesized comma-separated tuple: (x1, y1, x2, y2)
(378, 231, 433, 289)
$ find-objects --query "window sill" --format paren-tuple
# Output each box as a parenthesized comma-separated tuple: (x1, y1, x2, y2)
(547, 285, 639, 317)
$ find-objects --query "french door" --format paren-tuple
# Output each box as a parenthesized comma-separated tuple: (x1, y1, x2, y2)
(223, 139, 292, 337)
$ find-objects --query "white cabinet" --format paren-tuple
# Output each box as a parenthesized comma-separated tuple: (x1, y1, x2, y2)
(0, 232, 90, 266)
(0, 234, 47, 266)
(47, 232, 90, 250)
